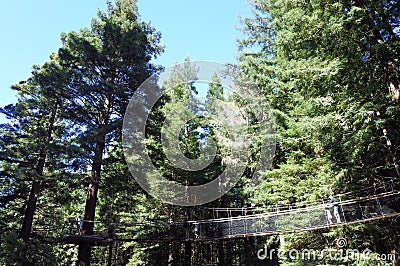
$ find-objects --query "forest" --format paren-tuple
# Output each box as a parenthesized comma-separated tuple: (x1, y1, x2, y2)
(0, 0, 399, 265)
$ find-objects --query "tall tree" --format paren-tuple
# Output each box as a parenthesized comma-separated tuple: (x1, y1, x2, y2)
(239, 0, 400, 264)
(0, 55, 78, 263)
(57, 0, 162, 264)
(17, 58, 71, 242)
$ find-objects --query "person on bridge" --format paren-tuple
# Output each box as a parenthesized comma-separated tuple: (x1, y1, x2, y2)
(68, 216, 81, 234)
(194, 223, 199, 238)
(77, 216, 83, 235)
(68, 217, 76, 234)
(325, 205, 333, 225)
(329, 195, 342, 223)
(183, 216, 190, 238)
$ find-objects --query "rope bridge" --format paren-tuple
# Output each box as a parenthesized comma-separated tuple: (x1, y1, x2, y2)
(45, 181, 400, 245)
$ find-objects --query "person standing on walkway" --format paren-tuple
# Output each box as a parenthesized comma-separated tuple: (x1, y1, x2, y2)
(325, 205, 333, 225)
(329, 195, 342, 223)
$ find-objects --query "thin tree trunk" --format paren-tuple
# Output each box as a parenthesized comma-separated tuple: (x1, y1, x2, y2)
(382, 128, 400, 178)
(218, 240, 224, 266)
(168, 243, 174, 266)
(375, 111, 400, 179)
(107, 243, 113, 266)
(168, 208, 175, 266)
(19, 103, 58, 241)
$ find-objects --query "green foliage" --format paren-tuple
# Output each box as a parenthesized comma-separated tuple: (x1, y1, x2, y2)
(0, 231, 28, 265)
(239, 0, 400, 264)
(1, 0, 399, 264)
(1, 0, 163, 264)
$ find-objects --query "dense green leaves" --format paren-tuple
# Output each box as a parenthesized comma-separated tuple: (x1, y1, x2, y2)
(1, 0, 399, 265)
(239, 0, 400, 265)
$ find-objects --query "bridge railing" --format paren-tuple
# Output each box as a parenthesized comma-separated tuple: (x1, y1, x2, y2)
(54, 181, 400, 243)
(122, 190, 400, 241)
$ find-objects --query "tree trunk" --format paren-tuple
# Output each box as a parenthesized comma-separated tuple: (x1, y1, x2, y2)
(382, 128, 400, 178)
(167, 243, 174, 266)
(19, 181, 41, 241)
(77, 88, 111, 265)
(218, 240, 224, 266)
(77, 138, 105, 265)
(184, 241, 192, 266)
(375, 111, 400, 179)
(107, 243, 113, 266)
(244, 237, 256, 265)
(19, 103, 58, 241)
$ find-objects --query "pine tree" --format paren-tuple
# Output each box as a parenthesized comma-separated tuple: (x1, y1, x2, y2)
(57, 0, 162, 264)
(0, 55, 78, 264)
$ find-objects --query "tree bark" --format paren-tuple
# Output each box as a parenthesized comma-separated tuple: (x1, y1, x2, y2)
(77, 86, 111, 265)
(77, 138, 105, 265)
(19, 181, 41, 241)
(218, 240, 224, 266)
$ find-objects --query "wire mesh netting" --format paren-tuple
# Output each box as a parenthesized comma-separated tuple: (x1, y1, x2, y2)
(53, 182, 400, 244)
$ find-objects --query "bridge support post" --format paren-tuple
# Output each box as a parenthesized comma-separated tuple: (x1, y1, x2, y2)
(107, 242, 113, 266)
(339, 196, 347, 223)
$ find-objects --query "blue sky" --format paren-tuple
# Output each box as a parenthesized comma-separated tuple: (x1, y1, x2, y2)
(0, 0, 253, 114)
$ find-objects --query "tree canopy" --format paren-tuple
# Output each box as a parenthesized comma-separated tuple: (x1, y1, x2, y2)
(0, 0, 399, 265)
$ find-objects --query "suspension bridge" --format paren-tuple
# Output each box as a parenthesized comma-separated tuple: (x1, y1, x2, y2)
(48, 180, 400, 246)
